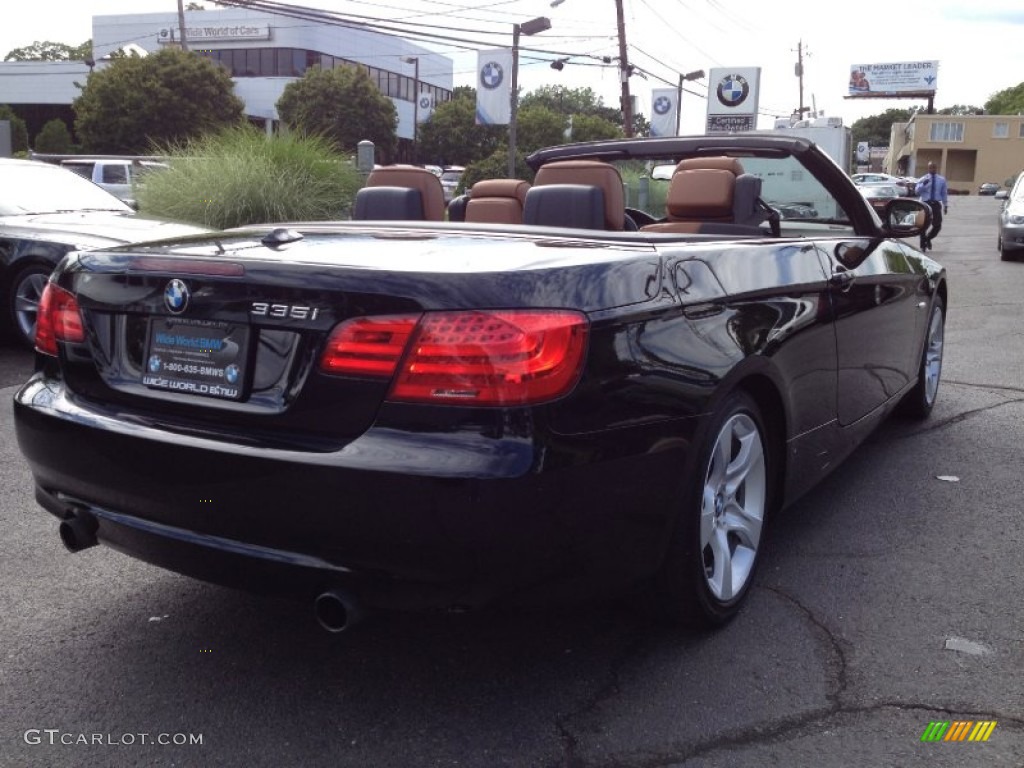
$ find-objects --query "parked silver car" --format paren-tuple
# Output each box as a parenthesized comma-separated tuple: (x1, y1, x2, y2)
(439, 166, 465, 203)
(998, 172, 1024, 261)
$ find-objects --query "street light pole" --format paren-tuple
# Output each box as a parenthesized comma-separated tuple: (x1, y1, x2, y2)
(402, 56, 420, 153)
(675, 69, 705, 135)
(508, 16, 551, 178)
(509, 23, 522, 178)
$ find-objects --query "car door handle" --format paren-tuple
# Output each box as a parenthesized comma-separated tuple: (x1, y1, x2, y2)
(828, 270, 855, 291)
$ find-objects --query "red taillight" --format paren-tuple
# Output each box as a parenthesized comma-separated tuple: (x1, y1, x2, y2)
(393, 310, 588, 405)
(35, 283, 85, 356)
(320, 310, 589, 405)
(319, 315, 421, 376)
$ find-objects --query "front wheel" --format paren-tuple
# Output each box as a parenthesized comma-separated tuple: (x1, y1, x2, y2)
(653, 391, 773, 628)
(899, 296, 945, 419)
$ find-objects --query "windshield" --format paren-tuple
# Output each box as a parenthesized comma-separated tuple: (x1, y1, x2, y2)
(0, 163, 134, 216)
(618, 153, 851, 225)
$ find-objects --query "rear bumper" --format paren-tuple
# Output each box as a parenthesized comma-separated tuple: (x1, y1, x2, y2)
(14, 375, 692, 610)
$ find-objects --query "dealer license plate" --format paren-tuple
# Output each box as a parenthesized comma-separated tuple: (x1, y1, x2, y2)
(142, 318, 250, 401)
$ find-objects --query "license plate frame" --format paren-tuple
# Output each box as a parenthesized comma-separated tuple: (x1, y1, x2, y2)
(142, 317, 250, 401)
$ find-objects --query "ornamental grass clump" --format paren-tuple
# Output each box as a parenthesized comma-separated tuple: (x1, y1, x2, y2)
(136, 125, 362, 229)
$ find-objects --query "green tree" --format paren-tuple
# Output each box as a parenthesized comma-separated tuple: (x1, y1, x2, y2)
(0, 105, 29, 153)
(4, 39, 91, 61)
(277, 65, 397, 160)
(520, 85, 619, 123)
(461, 148, 534, 191)
(34, 118, 73, 153)
(520, 84, 642, 136)
(985, 82, 1024, 115)
(850, 108, 915, 148)
(73, 48, 244, 153)
(569, 113, 623, 143)
(937, 104, 984, 115)
(416, 89, 504, 167)
(516, 105, 566, 154)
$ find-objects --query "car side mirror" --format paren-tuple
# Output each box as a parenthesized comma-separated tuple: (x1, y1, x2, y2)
(882, 198, 930, 239)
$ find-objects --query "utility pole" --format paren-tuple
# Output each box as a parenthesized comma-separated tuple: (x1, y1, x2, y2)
(177, 0, 189, 51)
(614, 0, 633, 137)
(794, 40, 809, 119)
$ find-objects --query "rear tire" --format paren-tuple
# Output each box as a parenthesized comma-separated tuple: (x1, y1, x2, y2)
(900, 296, 945, 419)
(5, 262, 52, 349)
(652, 391, 773, 628)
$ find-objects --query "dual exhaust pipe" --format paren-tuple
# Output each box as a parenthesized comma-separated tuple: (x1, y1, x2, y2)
(57, 510, 363, 633)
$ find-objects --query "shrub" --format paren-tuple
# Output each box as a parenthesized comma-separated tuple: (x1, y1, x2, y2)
(34, 119, 73, 154)
(0, 105, 29, 153)
(136, 126, 362, 229)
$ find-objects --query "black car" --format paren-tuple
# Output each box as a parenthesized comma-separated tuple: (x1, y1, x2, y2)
(0, 158, 205, 347)
(14, 135, 943, 633)
(978, 182, 1001, 196)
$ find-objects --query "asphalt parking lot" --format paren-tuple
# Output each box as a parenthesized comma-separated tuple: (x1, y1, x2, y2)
(1, 196, 1022, 767)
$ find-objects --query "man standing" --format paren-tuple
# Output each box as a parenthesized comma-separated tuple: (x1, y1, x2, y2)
(916, 161, 948, 251)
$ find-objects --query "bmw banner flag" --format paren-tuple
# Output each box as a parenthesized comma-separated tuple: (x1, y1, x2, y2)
(649, 88, 678, 137)
(417, 91, 435, 123)
(476, 49, 512, 125)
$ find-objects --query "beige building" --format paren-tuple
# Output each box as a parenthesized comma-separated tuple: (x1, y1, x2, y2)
(885, 114, 1024, 194)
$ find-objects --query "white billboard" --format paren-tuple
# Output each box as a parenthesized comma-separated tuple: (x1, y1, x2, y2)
(848, 61, 938, 97)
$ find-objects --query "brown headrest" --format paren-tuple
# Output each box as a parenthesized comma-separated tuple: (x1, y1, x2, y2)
(470, 179, 531, 206)
(674, 156, 745, 176)
(365, 166, 446, 221)
(665, 168, 735, 220)
(533, 160, 625, 230)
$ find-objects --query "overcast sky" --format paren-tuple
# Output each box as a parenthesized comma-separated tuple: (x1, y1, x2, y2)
(4, 0, 1022, 133)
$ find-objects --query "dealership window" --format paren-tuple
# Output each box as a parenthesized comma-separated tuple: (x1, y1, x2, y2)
(198, 47, 452, 104)
(928, 122, 964, 142)
(1019, 123, 1024, 139)
(260, 48, 275, 74)
(993, 122, 1009, 139)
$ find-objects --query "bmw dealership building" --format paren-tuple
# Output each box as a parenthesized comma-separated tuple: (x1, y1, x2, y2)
(0, 6, 454, 151)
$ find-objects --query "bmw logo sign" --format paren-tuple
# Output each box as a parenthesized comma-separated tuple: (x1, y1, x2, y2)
(480, 61, 504, 90)
(148, 354, 162, 373)
(419, 95, 431, 109)
(716, 75, 750, 108)
(225, 364, 240, 385)
(164, 279, 190, 314)
(653, 96, 672, 115)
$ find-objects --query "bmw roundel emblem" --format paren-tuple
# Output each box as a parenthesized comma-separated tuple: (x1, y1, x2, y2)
(480, 61, 504, 90)
(225, 364, 240, 385)
(716, 75, 750, 108)
(419, 95, 431, 109)
(164, 279, 190, 314)
(653, 96, 672, 115)
(148, 354, 162, 373)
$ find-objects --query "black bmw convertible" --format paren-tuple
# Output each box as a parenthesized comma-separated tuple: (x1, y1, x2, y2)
(13, 134, 944, 632)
